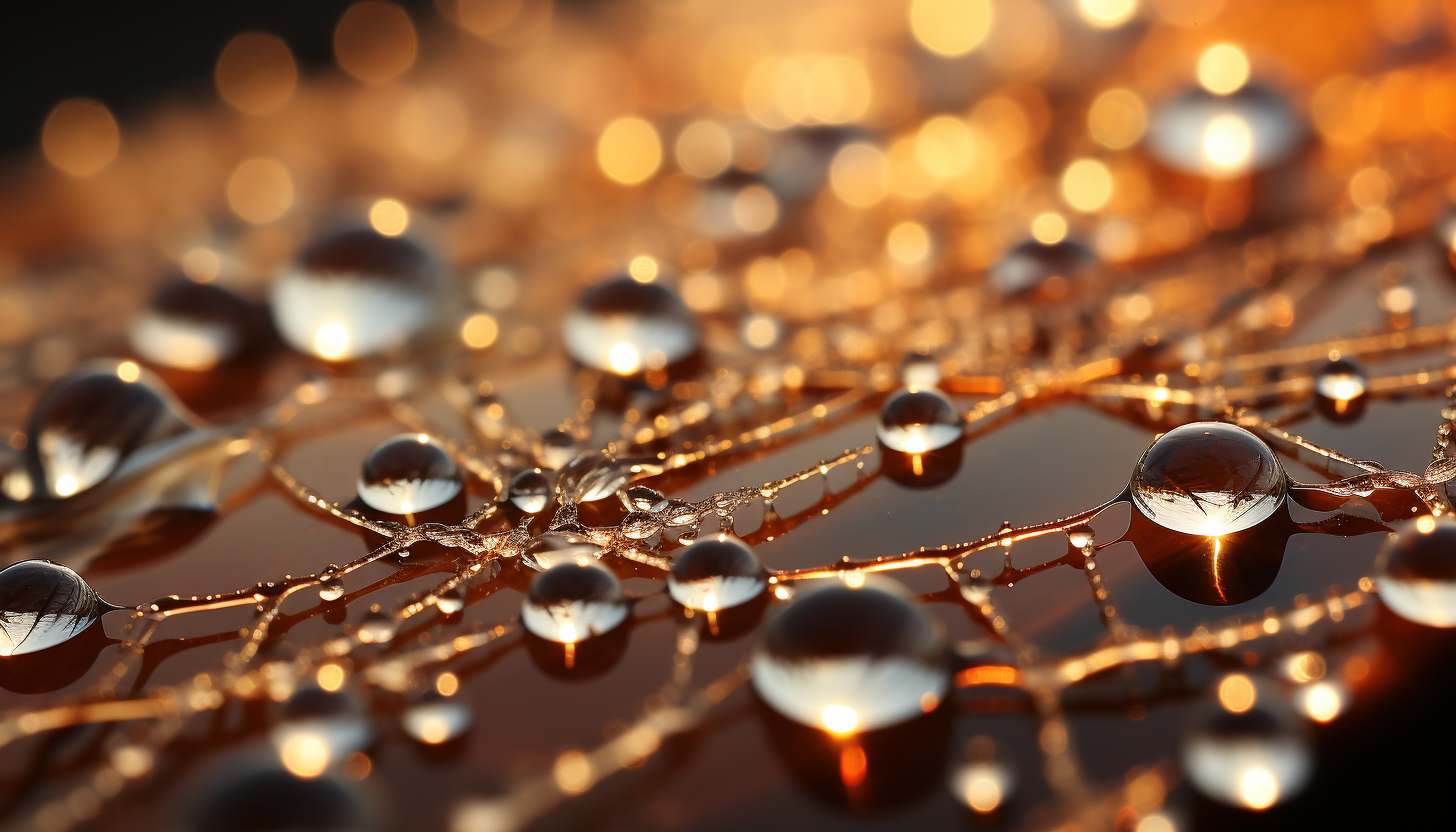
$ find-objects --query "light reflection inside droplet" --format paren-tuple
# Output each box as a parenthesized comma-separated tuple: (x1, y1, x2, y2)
(1201, 114, 1254, 174)
(821, 704, 858, 734)
(1238, 766, 1278, 809)
(314, 323, 351, 361)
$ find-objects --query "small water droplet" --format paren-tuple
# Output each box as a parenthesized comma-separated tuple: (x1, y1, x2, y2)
(536, 428, 580, 471)
(469, 391, 511, 441)
(401, 691, 472, 745)
(435, 584, 466, 616)
(1377, 516, 1456, 627)
(562, 275, 699, 375)
(1067, 525, 1094, 549)
(271, 227, 445, 361)
(752, 582, 949, 733)
(357, 608, 396, 644)
(989, 239, 1097, 297)
(519, 530, 604, 572)
(623, 484, 667, 512)
(357, 434, 463, 515)
(900, 351, 941, 389)
(668, 536, 767, 611)
(318, 575, 345, 602)
(271, 686, 375, 763)
(1131, 422, 1287, 536)
(1313, 358, 1367, 423)
(129, 278, 260, 371)
(947, 758, 1014, 813)
(506, 468, 553, 514)
(877, 388, 961, 454)
(1182, 682, 1311, 809)
(0, 560, 113, 656)
(1146, 85, 1301, 178)
(521, 561, 629, 643)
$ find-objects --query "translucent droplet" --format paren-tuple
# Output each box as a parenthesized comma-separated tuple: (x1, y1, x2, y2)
(271, 686, 375, 763)
(357, 607, 397, 644)
(752, 582, 950, 733)
(1130, 422, 1287, 537)
(901, 352, 941, 389)
(26, 364, 189, 499)
(561, 275, 700, 375)
(877, 388, 962, 454)
(0, 560, 113, 656)
(623, 484, 667, 512)
(519, 530, 604, 572)
(401, 691, 472, 744)
(989, 239, 1097, 297)
(318, 575, 345, 602)
(1313, 358, 1367, 422)
(555, 452, 633, 503)
(536, 428, 579, 470)
(271, 227, 444, 361)
(469, 391, 510, 441)
(129, 278, 259, 371)
(1182, 688, 1311, 809)
(357, 434, 463, 515)
(506, 468, 553, 514)
(521, 561, 629, 643)
(947, 760, 1014, 814)
(435, 584, 466, 616)
(667, 535, 767, 611)
(1377, 516, 1456, 627)
(1146, 86, 1301, 178)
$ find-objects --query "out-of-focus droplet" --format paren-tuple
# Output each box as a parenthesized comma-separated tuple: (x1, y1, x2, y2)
(1377, 516, 1456, 627)
(506, 468, 553, 514)
(189, 762, 369, 830)
(947, 740, 1015, 814)
(597, 117, 662, 185)
(215, 32, 297, 115)
(668, 535, 767, 611)
(535, 428, 580, 470)
(1131, 422, 1287, 536)
(562, 276, 699, 375)
(752, 582, 949, 733)
(357, 607, 397, 644)
(1146, 87, 1301, 179)
(402, 691, 472, 744)
(271, 686, 376, 772)
(1313, 358, 1367, 422)
(335, 1, 417, 84)
(990, 238, 1097, 297)
(909, 0, 993, 57)
(356, 434, 462, 515)
(0, 561, 114, 656)
(25, 363, 190, 499)
(521, 561, 629, 642)
(901, 352, 941, 389)
(435, 584, 466, 616)
(129, 279, 259, 371)
(878, 388, 962, 454)
(227, 157, 294, 224)
(42, 98, 119, 177)
(519, 530, 604, 572)
(1182, 683, 1311, 809)
(271, 227, 445, 361)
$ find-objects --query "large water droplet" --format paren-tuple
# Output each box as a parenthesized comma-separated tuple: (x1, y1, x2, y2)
(519, 530, 604, 572)
(668, 535, 767, 611)
(1182, 681, 1311, 809)
(25, 363, 189, 499)
(623, 484, 667, 512)
(271, 686, 376, 764)
(1131, 422, 1287, 537)
(357, 434, 463, 515)
(1146, 86, 1301, 178)
(555, 452, 635, 503)
(989, 239, 1097, 297)
(0, 560, 114, 656)
(1314, 358, 1367, 423)
(271, 227, 444, 361)
(752, 582, 949, 733)
(506, 468, 553, 514)
(561, 275, 699, 375)
(521, 561, 629, 643)
(401, 691, 472, 745)
(1377, 516, 1456, 627)
(129, 278, 261, 371)
(877, 388, 962, 454)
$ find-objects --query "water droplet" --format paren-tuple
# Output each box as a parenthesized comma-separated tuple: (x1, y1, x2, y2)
(519, 530, 604, 572)
(318, 575, 345, 602)
(1146, 86, 1301, 178)
(989, 239, 1097, 297)
(357, 607, 396, 644)
(26, 363, 189, 498)
(435, 584, 466, 616)
(1067, 525, 1094, 549)
(1182, 684, 1311, 809)
(271, 686, 375, 763)
(752, 582, 949, 733)
(521, 561, 629, 643)
(469, 391, 511, 441)
(357, 434, 462, 515)
(129, 278, 260, 371)
(271, 227, 444, 361)
(623, 484, 667, 512)
(1377, 516, 1456, 627)
(900, 351, 941, 389)
(877, 388, 961, 453)
(1313, 358, 1367, 422)
(536, 428, 579, 470)
(506, 468, 553, 514)
(555, 452, 634, 503)
(620, 511, 660, 540)
(947, 760, 1014, 813)
(562, 275, 699, 375)
(1131, 422, 1287, 537)
(668, 536, 767, 611)
(401, 691, 472, 744)
(0, 560, 114, 656)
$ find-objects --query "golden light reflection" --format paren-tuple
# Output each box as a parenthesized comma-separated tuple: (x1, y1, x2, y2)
(733, 185, 779, 233)
(1062, 159, 1114, 212)
(280, 734, 330, 779)
(821, 704, 858, 734)
(1197, 44, 1251, 96)
(1216, 674, 1256, 713)
(335, 1, 418, 84)
(1031, 212, 1068, 244)
(1088, 88, 1147, 150)
(226, 157, 294, 224)
(397, 88, 469, 161)
(215, 33, 297, 115)
(316, 664, 346, 692)
(829, 143, 889, 207)
(53, 475, 79, 498)
(909, 0, 993, 57)
(743, 55, 872, 128)
(368, 198, 410, 236)
(629, 256, 658, 283)
(1135, 814, 1176, 832)
(461, 313, 499, 349)
(962, 771, 1002, 812)
(887, 221, 931, 265)
(1079, 0, 1139, 28)
(116, 361, 140, 383)
(743, 315, 779, 349)
(181, 248, 221, 283)
(1238, 766, 1278, 809)
(1417, 514, 1437, 534)
(1201, 114, 1254, 176)
(916, 115, 979, 179)
(42, 99, 119, 177)
(838, 745, 868, 788)
(314, 323, 351, 361)
(597, 117, 663, 185)
(1300, 681, 1343, 723)
(608, 343, 641, 375)
(675, 121, 733, 178)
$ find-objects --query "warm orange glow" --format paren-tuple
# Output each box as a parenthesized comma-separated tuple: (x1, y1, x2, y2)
(436, 672, 460, 697)
(1417, 515, 1437, 534)
(317, 664, 346, 692)
(116, 361, 140, 383)
(1062, 159, 1114, 212)
(1198, 44, 1251, 95)
(335, 1, 418, 83)
(955, 665, 1020, 686)
(597, 117, 663, 185)
(279, 734, 330, 778)
(821, 704, 858, 734)
(1088, 88, 1147, 150)
(1079, 0, 1139, 28)
(1032, 212, 1068, 244)
(216, 33, 297, 114)
(1217, 674, 1256, 713)
(369, 198, 410, 236)
(42, 99, 119, 177)
(829, 143, 889, 207)
(675, 121, 733, 178)
(1238, 767, 1278, 809)
(838, 745, 868, 788)
(227, 157, 294, 224)
(909, 0, 993, 57)
(461, 313, 499, 349)
(887, 222, 931, 265)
